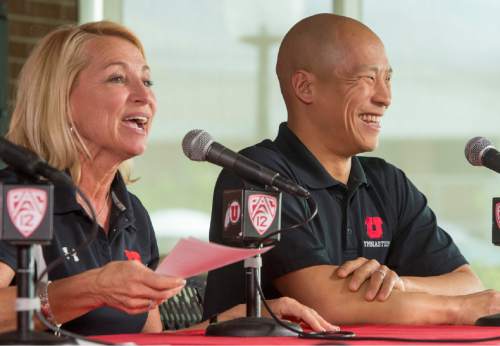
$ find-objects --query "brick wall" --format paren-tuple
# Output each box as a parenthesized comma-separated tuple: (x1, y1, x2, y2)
(6, 0, 78, 108)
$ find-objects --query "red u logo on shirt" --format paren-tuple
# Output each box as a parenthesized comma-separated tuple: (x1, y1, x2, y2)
(124, 249, 141, 261)
(365, 217, 383, 239)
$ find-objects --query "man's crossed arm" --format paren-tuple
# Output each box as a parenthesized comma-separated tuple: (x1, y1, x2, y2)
(274, 261, 495, 325)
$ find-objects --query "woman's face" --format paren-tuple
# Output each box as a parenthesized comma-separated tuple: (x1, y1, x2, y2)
(70, 35, 157, 163)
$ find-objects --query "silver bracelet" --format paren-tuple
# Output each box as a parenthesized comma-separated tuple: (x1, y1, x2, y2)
(37, 280, 62, 336)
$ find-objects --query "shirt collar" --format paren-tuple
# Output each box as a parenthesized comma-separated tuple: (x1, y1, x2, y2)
(348, 155, 369, 190)
(110, 173, 136, 231)
(273, 122, 368, 190)
(53, 172, 135, 224)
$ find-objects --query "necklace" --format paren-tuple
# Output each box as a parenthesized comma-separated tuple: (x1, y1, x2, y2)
(96, 192, 111, 218)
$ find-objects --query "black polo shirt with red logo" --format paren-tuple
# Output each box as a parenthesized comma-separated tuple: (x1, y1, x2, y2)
(0, 169, 159, 335)
(203, 122, 467, 318)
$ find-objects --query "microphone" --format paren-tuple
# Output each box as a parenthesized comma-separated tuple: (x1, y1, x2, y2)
(182, 129, 310, 198)
(0, 137, 73, 186)
(465, 137, 500, 174)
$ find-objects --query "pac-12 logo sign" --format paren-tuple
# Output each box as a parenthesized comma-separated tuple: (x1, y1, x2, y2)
(495, 202, 500, 230)
(7, 188, 48, 238)
(365, 216, 383, 239)
(224, 201, 241, 229)
(248, 194, 277, 235)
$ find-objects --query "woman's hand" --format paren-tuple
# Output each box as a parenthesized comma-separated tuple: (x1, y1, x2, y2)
(91, 260, 185, 314)
(218, 297, 338, 332)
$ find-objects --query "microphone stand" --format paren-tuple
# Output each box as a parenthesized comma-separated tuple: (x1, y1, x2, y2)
(0, 246, 70, 344)
(206, 184, 303, 336)
(0, 175, 73, 344)
(245, 255, 261, 318)
(206, 252, 299, 336)
(475, 197, 500, 327)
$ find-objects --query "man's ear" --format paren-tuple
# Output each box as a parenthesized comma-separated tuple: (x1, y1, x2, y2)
(291, 70, 314, 104)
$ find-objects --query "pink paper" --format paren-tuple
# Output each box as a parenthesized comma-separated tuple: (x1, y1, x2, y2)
(155, 237, 273, 278)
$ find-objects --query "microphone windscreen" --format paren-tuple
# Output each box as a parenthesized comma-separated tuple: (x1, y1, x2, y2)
(182, 129, 213, 161)
(465, 136, 493, 166)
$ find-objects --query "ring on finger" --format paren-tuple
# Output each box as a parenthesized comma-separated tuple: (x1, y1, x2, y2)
(375, 269, 386, 278)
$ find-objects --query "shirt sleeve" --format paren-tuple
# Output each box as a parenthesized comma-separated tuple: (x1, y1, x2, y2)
(210, 149, 332, 279)
(245, 145, 331, 279)
(0, 240, 17, 271)
(386, 167, 468, 276)
(262, 186, 331, 280)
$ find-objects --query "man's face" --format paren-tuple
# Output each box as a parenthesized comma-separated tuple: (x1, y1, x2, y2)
(313, 36, 392, 156)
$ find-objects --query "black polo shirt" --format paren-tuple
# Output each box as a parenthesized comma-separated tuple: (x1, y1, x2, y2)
(203, 122, 467, 318)
(0, 169, 159, 335)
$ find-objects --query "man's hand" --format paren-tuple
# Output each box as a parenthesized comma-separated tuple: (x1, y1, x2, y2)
(335, 257, 405, 301)
(218, 297, 339, 332)
(91, 260, 185, 314)
(454, 289, 500, 325)
(264, 297, 339, 332)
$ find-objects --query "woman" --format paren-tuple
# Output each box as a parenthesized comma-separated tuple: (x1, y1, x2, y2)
(0, 21, 335, 335)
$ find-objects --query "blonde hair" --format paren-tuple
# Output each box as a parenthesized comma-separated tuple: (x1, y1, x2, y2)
(6, 21, 145, 184)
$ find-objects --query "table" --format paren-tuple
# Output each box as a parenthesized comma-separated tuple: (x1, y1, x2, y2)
(91, 325, 500, 345)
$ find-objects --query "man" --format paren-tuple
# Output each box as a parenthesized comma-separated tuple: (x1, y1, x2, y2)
(203, 13, 500, 325)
